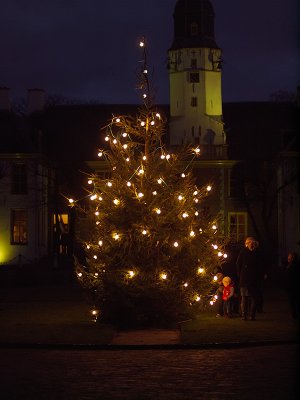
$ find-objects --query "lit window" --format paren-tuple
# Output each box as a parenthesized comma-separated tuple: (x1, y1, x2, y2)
(11, 209, 28, 244)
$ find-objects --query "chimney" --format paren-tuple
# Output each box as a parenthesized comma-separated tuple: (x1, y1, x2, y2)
(0, 86, 11, 110)
(27, 88, 45, 114)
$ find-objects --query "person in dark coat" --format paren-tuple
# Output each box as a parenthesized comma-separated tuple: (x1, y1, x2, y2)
(236, 237, 266, 321)
(286, 252, 300, 320)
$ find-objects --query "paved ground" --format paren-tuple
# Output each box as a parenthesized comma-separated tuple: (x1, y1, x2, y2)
(0, 344, 298, 399)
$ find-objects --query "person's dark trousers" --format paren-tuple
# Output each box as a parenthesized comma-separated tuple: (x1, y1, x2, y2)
(240, 295, 257, 320)
(217, 297, 224, 316)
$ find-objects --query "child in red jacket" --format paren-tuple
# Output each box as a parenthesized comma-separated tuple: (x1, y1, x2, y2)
(222, 276, 235, 318)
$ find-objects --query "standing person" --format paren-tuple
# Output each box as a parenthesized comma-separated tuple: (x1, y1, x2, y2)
(286, 252, 300, 320)
(222, 276, 235, 318)
(236, 237, 265, 321)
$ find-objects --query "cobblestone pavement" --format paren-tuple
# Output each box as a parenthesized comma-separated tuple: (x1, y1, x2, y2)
(0, 344, 298, 399)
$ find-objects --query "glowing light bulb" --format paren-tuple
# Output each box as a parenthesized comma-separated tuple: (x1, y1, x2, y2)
(95, 211, 99, 216)
(196, 296, 201, 302)
(90, 195, 97, 200)
(161, 273, 167, 280)
(212, 244, 218, 249)
(181, 173, 186, 178)
(182, 212, 189, 218)
(128, 270, 135, 278)
(122, 132, 127, 137)
(183, 282, 188, 287)
(194, 198, 199, 203)
(138, 168, 144, 175)
(190, 231, 195, 237)
(207, 185, 212, 191)
(195, 211, 199, 216)
(150, 120, 155, 126)
(98, 152, 103, 157)
(94, 273, 98, 277)
(143, 93, 147, 98)
(123, 144, 128, 149)
(174, 241, 179, 247)
(93, 255, 97, 259)
(156, 113, 160, 118)
(224, 253, 228, 258)
(107, 182, 112, 187)
(157, 179, 162, 184)
(113, 198, 120, 205)
(113, 139, 117, 144)
(152, 191, 157, 195)
(161, 154, 165, 159)
(142, 230, 147, 235)
(178, 195, 183, 201)
(105, 136, 109, 141)
(77, 272, 82, 278)
(166, 154, 171, 160)
(126, 158, 130, 162)
(194, 147, 200, 154)
(141, 121, 145, 126)
(113, 233, 120, 240)
(218, 252, 223, 257)
(116, 118, 120, 123)
(198, 267, 204, 274)
(68, 198, 74, 204)
(98, 240, 103, 246)
(213, 275, 218, 281)
(88, 179, 93, 184)
(127, 182, 132, 187)
(156, 208, 161, 214)
(212, 225, 217, 230)
(138, 192, 144, 198)
(139, 41, 144, 47)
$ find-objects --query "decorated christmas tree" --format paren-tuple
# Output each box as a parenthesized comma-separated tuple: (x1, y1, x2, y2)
(71, 38, 227, 328)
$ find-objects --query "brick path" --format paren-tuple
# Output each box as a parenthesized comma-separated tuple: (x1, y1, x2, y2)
(0, 344, 298, 399)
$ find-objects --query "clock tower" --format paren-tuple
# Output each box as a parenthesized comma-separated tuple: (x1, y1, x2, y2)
(168, 0, 226, 158)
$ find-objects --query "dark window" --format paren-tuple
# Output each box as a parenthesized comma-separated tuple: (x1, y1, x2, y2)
(228, 212, 247, 243)
(189, 72, 199, 83)
(11, 209, 28, 244)
(191, 58, 197, 68)
(191, 97, 198, 107)
(12, 163, 27, 194)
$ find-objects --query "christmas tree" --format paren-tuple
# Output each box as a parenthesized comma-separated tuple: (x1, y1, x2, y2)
(71, 38, 227, 328)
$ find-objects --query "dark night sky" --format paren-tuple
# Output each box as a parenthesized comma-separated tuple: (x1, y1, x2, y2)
(1, 0, 299, 104)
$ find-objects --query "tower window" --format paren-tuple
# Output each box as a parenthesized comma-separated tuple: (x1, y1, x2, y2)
(190, 22, 198, 36)
(191, 97, 198, 107)
(189, 72, 199, 83)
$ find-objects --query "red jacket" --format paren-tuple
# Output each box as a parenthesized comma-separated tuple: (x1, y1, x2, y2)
(222, 284, 234, 301)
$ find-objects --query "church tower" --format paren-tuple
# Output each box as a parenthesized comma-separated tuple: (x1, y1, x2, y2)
(168, 0, 226, 159)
